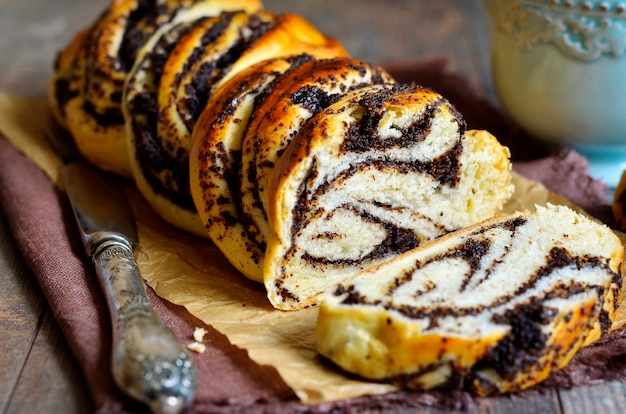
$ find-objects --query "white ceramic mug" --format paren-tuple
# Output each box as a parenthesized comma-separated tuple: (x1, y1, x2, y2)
(483, 0, 626, 187)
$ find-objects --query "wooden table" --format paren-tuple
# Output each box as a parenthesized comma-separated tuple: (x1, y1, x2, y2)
(0, 0, 624, 412)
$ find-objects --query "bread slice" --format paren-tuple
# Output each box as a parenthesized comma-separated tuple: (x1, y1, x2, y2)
(190, 55, 317, 281)
(239, 57, 395, 250)
(316, 204, 623, 395)
(264, 84, 514, 310)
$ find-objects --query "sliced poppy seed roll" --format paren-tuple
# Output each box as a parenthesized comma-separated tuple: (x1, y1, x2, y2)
(316, 204, 623, 396)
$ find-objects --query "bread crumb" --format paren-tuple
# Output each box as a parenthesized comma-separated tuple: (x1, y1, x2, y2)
(193, 327, 208, 342)
(187, 342, 206, 354)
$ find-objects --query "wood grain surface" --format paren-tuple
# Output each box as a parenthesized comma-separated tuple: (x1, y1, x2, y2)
(0, 0, 623, 413)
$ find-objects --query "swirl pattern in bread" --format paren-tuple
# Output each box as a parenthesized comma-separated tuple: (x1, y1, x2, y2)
(264, 84, 514, 309)
(191, 56, 393, 280)
(124, 10, 348, 236)
(240, 58, 396, 252)
(316, 204, 623, 395)
(49, 0, 263, 178)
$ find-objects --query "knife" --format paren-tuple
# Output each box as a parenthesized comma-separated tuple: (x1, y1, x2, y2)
(45, 127, 198, 414)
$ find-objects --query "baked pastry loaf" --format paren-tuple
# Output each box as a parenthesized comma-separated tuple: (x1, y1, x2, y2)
(53, 2, 516, 316)
(49, 0, 263, 178)
(316, 204, 623, 395)
(191, 56, 393, 280)
(124, 11, 348, 236)
(264, 84, 514, 310)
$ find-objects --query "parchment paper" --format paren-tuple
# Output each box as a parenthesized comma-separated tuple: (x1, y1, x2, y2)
(1, 92, 624, 405)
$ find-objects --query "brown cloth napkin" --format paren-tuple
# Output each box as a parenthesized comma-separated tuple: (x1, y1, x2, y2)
(1, 59, 625, 413)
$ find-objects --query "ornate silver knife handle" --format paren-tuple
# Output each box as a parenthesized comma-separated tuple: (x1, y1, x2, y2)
(89, 232, 197, 414)
(44, 126, 197, 412)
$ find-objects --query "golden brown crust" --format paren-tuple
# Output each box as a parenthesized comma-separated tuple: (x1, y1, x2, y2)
(49, 27, 91, 128)
(213, 13, 348, 91)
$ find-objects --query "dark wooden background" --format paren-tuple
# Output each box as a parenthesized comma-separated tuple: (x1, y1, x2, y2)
(0, 0, 624, 413)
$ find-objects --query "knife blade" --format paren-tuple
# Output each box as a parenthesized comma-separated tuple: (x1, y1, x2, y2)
(45, 127, 198, 414)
